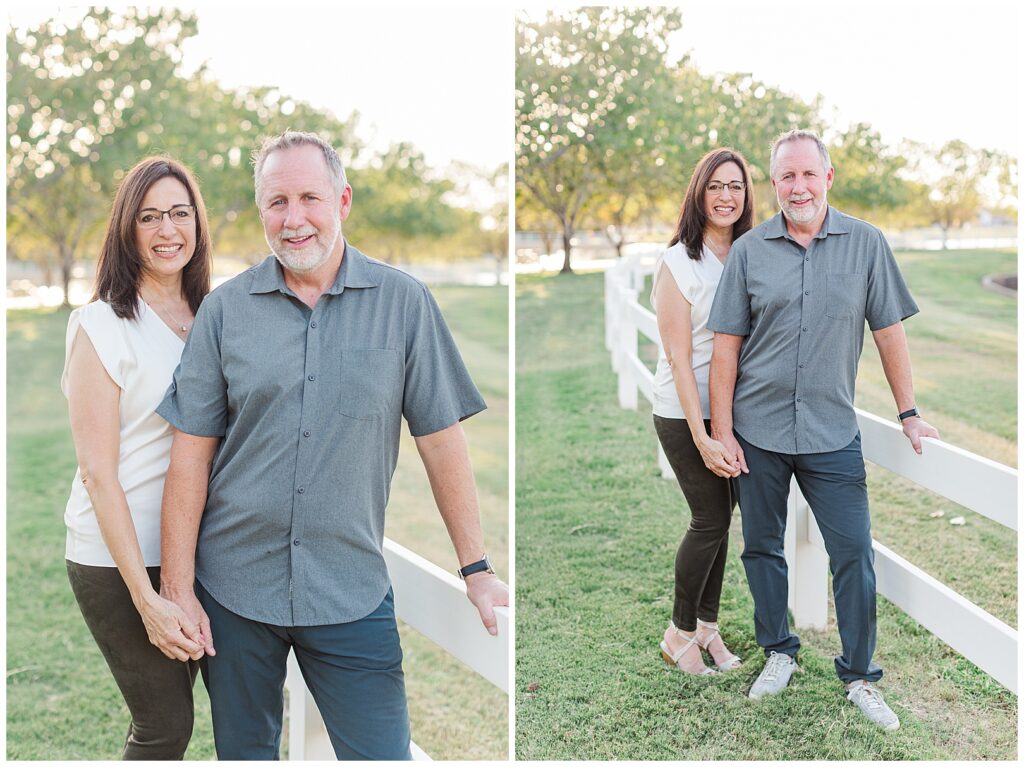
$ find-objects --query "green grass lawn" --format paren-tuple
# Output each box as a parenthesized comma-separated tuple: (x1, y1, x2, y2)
(6, 284, 508, 761)
(515, 249, 1016, 760)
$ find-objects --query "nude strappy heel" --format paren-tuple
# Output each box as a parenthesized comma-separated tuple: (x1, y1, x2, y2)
(660, 622, 718, 676)
(696, 619, 743, 671)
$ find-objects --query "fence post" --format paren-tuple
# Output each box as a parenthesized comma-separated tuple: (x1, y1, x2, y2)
(657, 440, 674, 479)
(785, 478, 829, 630)
(604, 270, 616, 354)
(616, 286, 639, 410)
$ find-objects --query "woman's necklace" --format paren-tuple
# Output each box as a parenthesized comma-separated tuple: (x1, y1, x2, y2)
(704, 238, 729, 263)
(142, 293, 191, 336)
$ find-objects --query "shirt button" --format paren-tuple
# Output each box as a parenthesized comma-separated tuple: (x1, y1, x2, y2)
(303, 430, 311, 437)
(799, 364, 805, 369)
(797, 398, 802, 402)
(310, 321, 318, 328)
(802, 327, 807, 332)
(804, 291, 810, 295)
(297, 487, 305, 494)
(308, 374, 315, 381)
(294, 539, 301, 546)
(805, 257, 809, 262)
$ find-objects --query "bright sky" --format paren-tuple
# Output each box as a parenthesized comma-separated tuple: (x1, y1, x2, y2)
(10, 3, 1018, 167)
(8, 4, 511, 172)
(671, 3, 1019, 156)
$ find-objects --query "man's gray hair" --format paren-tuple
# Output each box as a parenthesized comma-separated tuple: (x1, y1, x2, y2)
(769, 129, 832, 178)
(252, 130, 348, 202)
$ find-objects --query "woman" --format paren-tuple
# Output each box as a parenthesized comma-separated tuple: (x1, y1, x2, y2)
(62, 156, 212, 758)
(652, 148, 754, 675)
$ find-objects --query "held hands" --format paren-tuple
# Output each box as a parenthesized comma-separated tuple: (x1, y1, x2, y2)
(135, 589, 210, 661)
(902, 416, 940, 454)
(155, 584, 217, 660)
(464, 572, 509, 637)
(696, 433, 746, 478)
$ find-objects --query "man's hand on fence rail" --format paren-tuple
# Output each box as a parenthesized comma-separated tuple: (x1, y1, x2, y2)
(902, 416, 940, 455)
(465, 572, 509, 636)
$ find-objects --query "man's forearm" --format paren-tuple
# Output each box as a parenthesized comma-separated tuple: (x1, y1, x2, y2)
(160, 433, 216, 593)
(709, 334, 741, 438)
(415, 423, 487, 566)
(872, 322, 916, 412)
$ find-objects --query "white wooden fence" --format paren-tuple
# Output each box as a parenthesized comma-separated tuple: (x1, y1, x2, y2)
(286, 538, 510, 760)
(605, 251, 1018, 693)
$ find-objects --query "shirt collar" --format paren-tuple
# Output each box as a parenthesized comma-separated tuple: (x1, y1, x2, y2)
(763, 205, 849, 241)
(249, 241, 380, 296)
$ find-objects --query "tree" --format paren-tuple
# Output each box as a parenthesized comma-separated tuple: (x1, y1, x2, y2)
(827, 122, 914, 222)
(902, 139, 1000, 248)
(7, 8, 201, 304)
(7, 7, 365, 300)
(516, 7, 684, 272)
(347, 142, 462, 262)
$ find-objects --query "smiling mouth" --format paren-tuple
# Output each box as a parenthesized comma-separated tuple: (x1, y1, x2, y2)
(713, 206, 735, 215)
(152, 244, 182, 254)
(284, 235, 315, 246)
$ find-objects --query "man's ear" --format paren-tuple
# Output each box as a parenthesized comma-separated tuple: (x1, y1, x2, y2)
(339, 185, 353, 222)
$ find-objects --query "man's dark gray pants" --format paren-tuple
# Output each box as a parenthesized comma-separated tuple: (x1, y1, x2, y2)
(735, 431, 883, 684)
(196, 583, 412, 760)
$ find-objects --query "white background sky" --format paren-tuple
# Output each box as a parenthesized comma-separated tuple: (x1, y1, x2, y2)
(9, 3, 1020, 165)
(8, 4, 512, 172)
(672, 3, 1019, 156)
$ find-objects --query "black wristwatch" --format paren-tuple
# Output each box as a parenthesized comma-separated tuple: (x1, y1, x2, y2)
(458, 555, 495, 579)
(897, 407, 919, 422)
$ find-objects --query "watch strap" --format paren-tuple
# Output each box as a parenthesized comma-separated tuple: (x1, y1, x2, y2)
(898, 407, 919, 422)
(458, 556, 493, 579)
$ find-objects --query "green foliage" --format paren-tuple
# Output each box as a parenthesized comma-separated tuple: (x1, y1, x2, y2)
(7, 8, 500, 301)
(348, 142, 463, 262)
(516, 7, 686, 270)
(515, 11, 1016, 265)
(827, 122, 913, 219)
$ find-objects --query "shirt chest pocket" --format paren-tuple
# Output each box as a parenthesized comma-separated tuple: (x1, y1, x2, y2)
(336, 348, 403, 419)
(825, 273, 867, 320)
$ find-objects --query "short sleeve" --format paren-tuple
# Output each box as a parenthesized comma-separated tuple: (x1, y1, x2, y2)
(652, 245, 700, 308)
(707, 241, 751, 336)
(61, 303, 126, 396)
(865, 229, 919, 331)
(402, 284, 486, 437)
(156, 294, 228, 437)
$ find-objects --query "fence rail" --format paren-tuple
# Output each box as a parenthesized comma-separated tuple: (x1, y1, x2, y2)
(286, 537, 510, 760)
(605, 252, 1018, 693)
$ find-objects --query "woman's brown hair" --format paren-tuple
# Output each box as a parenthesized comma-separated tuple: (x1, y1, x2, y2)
(93, 156, 211, 319)
(668, 148, 754, 260)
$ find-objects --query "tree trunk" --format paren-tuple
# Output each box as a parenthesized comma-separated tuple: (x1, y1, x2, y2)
(541, 231, 554, 259)
(560, 222, 573, 274)
(60, 244, 74, 307)
(604, 222, 625, 258)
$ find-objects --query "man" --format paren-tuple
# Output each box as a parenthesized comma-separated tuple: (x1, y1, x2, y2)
(155, 131, 509, 759)
(707, 129, 939, 730)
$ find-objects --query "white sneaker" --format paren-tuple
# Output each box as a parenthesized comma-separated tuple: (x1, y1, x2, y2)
(748, 651, 798, 699)
(846, 680, 900, 731)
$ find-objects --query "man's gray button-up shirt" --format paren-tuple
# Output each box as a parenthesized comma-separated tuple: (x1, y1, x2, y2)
(157, 245, 486, 626)
(707, 207, 918, 455)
